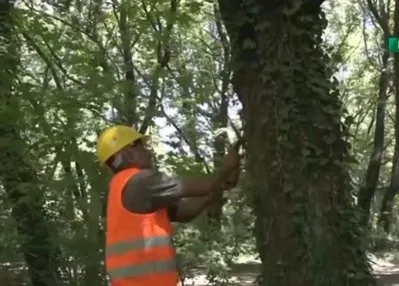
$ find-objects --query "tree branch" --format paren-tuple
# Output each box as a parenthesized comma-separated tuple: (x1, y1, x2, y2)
(160, 102, 212, 174)
(365, 0, 390, 34)
(139, 0, 178, 133)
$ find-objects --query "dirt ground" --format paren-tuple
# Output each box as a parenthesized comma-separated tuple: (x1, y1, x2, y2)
(2, 254, 399, 285)
(373, 254, 399, 286)
(181, 254, 399, 286)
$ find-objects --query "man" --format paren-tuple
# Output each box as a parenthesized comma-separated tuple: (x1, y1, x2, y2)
(96, 125, 241, 286)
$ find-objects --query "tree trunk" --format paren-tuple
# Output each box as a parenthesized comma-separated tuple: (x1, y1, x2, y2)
(116, 0, 175, 130)
(118, 0, 139, 125)
(379, 0, 399, 233)
(0, 1, 60, 285)
(83, 163, 108, 286)
(207, 92, 228, 229)
(218, 1, 375, 285)
(357, 37, 389, 227)
(207, 4, 230, 228)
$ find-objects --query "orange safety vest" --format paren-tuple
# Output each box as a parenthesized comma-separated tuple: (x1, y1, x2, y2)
(106, 168, 178, 286)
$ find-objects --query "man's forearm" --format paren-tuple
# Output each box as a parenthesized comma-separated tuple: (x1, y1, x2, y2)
(179, 174, 224, 197)
(171, 167, 240, 222)
(172, 185, 225, 222)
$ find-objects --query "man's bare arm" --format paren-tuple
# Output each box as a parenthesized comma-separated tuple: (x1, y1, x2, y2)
(121, 170, 225, 213)
(169, 191, 223, 222)
(168, 169, 240, 222)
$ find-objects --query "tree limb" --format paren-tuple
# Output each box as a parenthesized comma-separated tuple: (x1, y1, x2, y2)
(365, 0, 390, 34)
(139, 0, 178, 133)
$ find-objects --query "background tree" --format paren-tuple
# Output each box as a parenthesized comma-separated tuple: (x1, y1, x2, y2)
(357, 0, 391, 228)
(0, 0, 60, 285)
(379, 0, 399, 233)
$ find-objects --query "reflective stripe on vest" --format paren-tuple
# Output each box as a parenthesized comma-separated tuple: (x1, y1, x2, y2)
(106, 234, 176, 280)
(106, 235, 173, 256)
(108, 260, 177, 279)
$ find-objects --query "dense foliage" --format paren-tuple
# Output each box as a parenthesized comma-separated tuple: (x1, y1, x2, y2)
(0, 0, 399, 285)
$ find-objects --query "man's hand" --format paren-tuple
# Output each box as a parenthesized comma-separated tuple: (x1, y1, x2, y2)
(221, 141, 241, 175)
(222, 167, 240, 190)
(220, 140, 242, 189)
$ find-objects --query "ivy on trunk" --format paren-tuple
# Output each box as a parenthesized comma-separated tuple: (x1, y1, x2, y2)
(218, 0, 375, 285)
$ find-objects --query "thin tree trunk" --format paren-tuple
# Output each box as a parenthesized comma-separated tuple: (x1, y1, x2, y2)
(118, 0, 138, 125)
(207, 4, 231, 228)
(83, 165, 108, 286)
(208, 92, 228, 228)
(117, 0, 175, 130)
(357, 39, 389, 227)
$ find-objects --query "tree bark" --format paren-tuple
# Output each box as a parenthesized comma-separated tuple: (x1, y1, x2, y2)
(218, 1, 375, 285)
(379, 0, 399, 233)
(0, 1, 60, 285)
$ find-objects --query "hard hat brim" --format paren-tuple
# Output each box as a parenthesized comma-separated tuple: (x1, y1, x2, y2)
(95, 133, 150, 165)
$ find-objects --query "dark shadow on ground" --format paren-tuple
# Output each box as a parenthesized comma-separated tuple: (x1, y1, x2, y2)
(376, 274, 399, 286)
(2, 261, 399, 286)
(182, 263, 399, 286)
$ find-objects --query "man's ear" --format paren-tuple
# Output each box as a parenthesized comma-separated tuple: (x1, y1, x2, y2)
(124, 148, 137, 163)
(111, 153, 123, 169)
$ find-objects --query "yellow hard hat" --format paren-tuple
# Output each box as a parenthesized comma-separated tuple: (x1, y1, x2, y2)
(96, 125, 148, 164)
